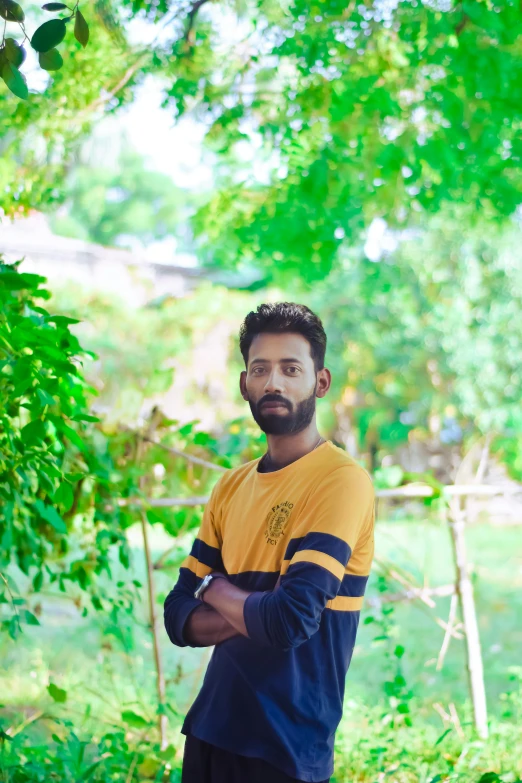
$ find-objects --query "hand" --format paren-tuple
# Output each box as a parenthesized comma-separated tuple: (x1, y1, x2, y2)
(202, 574, 250, 637)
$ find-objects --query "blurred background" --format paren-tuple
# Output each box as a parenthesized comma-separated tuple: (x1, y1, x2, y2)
(1, 0, 522, 781)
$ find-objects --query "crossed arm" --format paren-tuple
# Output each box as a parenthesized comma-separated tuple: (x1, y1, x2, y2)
(185, 574, 284, 646)
(184, 599, 240, 646)
(184, 577, 263, 646)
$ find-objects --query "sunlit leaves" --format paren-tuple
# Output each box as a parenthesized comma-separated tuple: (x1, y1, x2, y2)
(74, 9, 89, 47)
(39, 47, 64, 71)
(1, 61, 28, 99)
(0, 0, 89, 99)
(0, 0, 24, 22)
(4, 38, 26, 67)
(31, 18, 67, 52)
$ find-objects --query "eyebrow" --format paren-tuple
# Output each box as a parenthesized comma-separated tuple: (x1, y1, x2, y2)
(249, 358, 304, 365)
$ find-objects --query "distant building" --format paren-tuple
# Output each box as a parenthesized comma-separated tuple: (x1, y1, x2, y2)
(0, 212, 204, 306)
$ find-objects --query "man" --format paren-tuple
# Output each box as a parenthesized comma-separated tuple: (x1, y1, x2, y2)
(164, 302, 375, 783)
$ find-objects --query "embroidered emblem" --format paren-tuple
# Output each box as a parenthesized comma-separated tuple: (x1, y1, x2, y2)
(264, 501, 294, 546)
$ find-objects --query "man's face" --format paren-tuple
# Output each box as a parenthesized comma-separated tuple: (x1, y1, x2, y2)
(240, 332, 328, 435)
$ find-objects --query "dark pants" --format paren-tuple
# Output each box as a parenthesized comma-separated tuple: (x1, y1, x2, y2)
(181, 735, 330, 783)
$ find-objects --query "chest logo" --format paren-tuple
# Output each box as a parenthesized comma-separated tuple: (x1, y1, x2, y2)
(265, 501, 294, 546)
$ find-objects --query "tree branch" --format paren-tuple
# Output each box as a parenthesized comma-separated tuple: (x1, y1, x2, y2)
(184, 0, 212, 44)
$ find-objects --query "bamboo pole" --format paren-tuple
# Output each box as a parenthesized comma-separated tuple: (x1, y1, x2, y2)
(140, 506, 168, 748)
(447, 496, 489, 739)
(107, 481, 521, 511)
(136, 432, 168, 750)
(365, 583, 456, 608)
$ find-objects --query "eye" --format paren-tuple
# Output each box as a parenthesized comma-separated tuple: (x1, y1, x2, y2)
(251, 366, 265, 375)
(286, 367, 300, 374)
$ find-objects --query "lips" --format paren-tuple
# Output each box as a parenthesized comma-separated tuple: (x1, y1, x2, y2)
(261, 402, 288, 412)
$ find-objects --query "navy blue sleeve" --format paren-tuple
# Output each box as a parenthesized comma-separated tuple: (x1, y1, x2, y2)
(163, 566, 202, 648)
(244, 532, 349, 650)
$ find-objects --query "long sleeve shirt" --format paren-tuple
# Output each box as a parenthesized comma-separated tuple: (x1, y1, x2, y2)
(164, 440, 375, 783)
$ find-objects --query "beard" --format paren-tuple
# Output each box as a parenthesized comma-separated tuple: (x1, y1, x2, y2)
(248, 385, 317, 435)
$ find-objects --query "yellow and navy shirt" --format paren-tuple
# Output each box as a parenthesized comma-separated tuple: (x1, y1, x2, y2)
(164, 441, 375, 783)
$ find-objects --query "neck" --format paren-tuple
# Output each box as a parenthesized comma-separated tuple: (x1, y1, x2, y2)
(264, 424, 323, 471)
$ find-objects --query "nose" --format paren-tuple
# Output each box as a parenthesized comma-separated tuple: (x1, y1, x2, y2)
(263, 368, 285, 395)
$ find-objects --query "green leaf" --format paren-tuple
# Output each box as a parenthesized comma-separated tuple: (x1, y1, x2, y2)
(394, 644, 405, 659)
(71, 413, 100, 422)
(31, 19, 66, 53)
(53, 481, 74, 511)
(78, 760, 103, 781)
(65, 472, 85, 482)
(32, 570, 44, 592)
(45, 314, 80, 326)
(57, 421, 86, 452)
(1, 62, 28, 100)
(34, 500, 67, 534)
(20, 419, 46, 445)
(121, 710, 149, 728)
(435, 728, 452, 746)
(36, 387, 56, 407)
(0, 0, 25, 22)
(47, 682, 67, 703)
(42, 2, 68, 8)
(478, 775, 501, 783)
(39, 47, 63, 71)
(23, 609, 40, 626)
(74, 9, 89, 47)
(4, 38, 26, 68)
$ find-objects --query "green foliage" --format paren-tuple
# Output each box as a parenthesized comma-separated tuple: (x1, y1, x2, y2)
(304, 213, 522, 467)
(0, 0, 90, 98)
(49, 144, 196, 247)
(31, 19, 67, 53)
(2, 0, 521, 248)
(0, 725, 181, 782)
(39, 48, 64, 71)
(0, 259, 131, 634)
(4, 38, 25, 67)
(1, 61, 27, 99)
(186, 0, 522, 280)
(74, 9, 89, 47)
(0, 0, 24, 22)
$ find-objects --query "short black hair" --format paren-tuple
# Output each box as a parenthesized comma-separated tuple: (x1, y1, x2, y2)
(239, 303, 327, 371)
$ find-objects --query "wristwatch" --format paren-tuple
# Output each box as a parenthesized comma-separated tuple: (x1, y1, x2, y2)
(194, 573, 220, 601)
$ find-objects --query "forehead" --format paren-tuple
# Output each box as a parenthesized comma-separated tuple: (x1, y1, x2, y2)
(248, 332, 313, 365)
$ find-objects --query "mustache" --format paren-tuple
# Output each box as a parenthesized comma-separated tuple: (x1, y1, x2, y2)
(258, 395, 291, 409)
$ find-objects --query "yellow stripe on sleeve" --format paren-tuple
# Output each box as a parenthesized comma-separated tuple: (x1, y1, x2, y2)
(290, 550, 345, 581)
(325, 595, 364, 612)
(181, 555, 213, 579)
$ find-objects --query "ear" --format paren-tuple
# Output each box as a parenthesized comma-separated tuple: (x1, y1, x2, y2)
(315, 368, 331, 399)
(239, 370, 249, 401)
